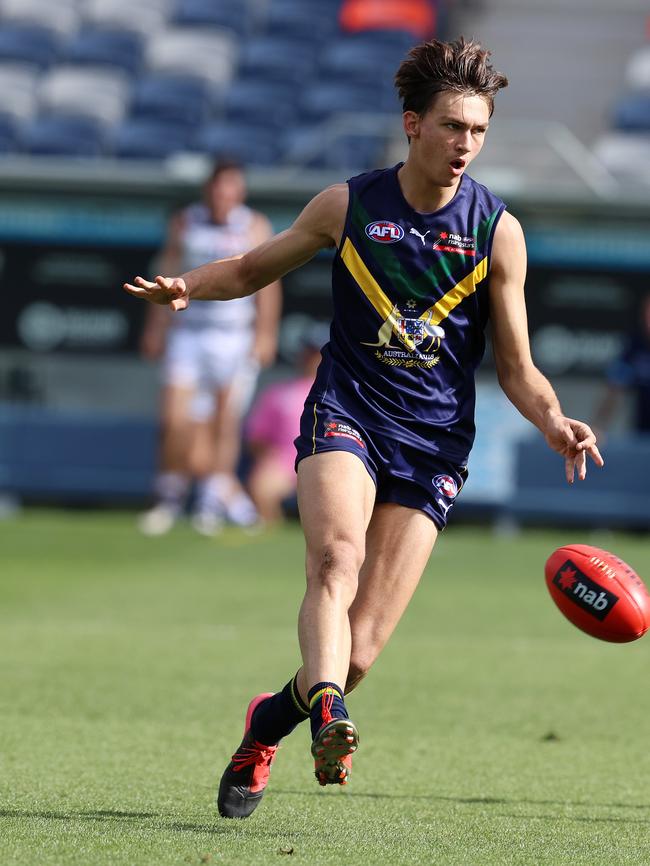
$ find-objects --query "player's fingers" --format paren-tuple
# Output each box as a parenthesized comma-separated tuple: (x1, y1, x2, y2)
(123, 282, 149, 297)
(134, 275, 157, 289)
(170, 296, 189, 312)
(587, 443, 605, 467)
(154, 274, 174, 291)
(565, 454, 575, 484)
(576, 448, 587, 481)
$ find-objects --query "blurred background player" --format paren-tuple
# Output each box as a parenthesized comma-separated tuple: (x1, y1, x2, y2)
(138, 158, 281, 536)
(245, 324, 328, 525)
(593, 292, 650, 440)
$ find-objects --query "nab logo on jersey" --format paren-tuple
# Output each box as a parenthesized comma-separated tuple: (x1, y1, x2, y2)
(365, 221, 404, 244)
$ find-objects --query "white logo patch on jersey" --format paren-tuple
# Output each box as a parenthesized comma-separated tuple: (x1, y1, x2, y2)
(409, 227, 431, 246)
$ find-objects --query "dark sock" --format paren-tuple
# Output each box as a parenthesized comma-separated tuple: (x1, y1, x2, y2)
(308, 681, 348, 740)
(249, 673, 309, 746)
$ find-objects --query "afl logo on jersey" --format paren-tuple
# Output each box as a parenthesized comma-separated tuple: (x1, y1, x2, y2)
(432, 474, 458, 499)
(365, 221, 404, 244)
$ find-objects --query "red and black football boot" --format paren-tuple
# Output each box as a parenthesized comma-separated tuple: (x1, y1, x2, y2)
(217, 693, 278, 818)
(311, 690, 359, 786)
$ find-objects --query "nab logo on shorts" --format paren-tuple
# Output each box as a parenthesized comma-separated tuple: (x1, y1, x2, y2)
(365, 221, 404, 244)
(432, 474, 458, 498)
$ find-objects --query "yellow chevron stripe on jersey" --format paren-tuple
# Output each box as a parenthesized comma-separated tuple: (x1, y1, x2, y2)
(419, 256, 488, 326)
(341, 237, 422, 351)
(341, 237, 397, 320)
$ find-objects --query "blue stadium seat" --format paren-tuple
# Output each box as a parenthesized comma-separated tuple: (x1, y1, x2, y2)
(173, 0, 251, 36)
(193, 121, 280, 165)
(263, 0, 339, 42)
(238, 36, 316, 84)
(222, 79, 297, 130)
(112, 117, 192, 159)
(613, 92, 650, 132)
(346, 29, 415, 54)
(0, 24, 60, 67)
(130, 73, 212, 126)
(22, 115, 106, 156)
(299, 81, 388, 121)
(0, 116, 19, 153)
(282, 124, 384, 171)
(63, 28, 144, 76)
(320, 36, 408, 87)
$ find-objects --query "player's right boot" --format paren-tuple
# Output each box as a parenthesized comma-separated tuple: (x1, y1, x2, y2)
(311, 719, 358, 786)
(217, 693, 278, 819)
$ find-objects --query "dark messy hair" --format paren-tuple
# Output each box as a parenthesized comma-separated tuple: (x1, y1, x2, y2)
(395, 37, 508, 118)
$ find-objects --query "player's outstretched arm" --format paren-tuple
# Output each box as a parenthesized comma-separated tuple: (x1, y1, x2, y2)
(489, 212, 604, 483)
(123, 184, 348, 312)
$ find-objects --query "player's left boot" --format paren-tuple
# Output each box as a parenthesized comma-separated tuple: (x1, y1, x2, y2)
(217, 693, 278, 819)
(311, 718, 358, 786)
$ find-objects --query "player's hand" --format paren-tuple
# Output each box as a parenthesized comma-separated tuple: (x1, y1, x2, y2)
(252, 332, 277, 368)
(543, 413, 604, 483)
(123, 275, 189, 312)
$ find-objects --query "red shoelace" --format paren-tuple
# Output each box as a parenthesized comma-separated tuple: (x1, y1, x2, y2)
(231, 741, 277, 772)
(321, 688, 335, 726)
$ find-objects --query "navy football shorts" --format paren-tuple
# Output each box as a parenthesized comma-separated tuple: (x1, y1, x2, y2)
(294, 401, 468, 530)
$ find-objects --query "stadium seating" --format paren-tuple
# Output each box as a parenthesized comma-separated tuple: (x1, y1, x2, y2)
(130, 72, 212, 126)
(283, 126, 386, 170)
(81, 0, 170, 38)
(112, 116, 192, 158)
(0, 115, 18, 152)
(0, 0, 417, 167)
(172, 0, 252, 36)
(63, 27, 145, 76)
(263, 0, 340, 43)
(0, 0, 79, 38)
(299, 81, 388, 122)
(0, 63, 39, 127)
(237, 36, 317, 85)
(612, 92, 650, 132)
(193, 121, 280, 165)
(222, 79, 297, 130)
(145, 26, 237, 89)
(0, 24, 61, 67)
(22, 115, 106, 156)
(39, 66, 130, 127)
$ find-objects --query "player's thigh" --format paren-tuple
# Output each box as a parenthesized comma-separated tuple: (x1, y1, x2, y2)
(159, 383, 195, 428)
(349, 502, 438, 669)
(297, 451, 376, 580)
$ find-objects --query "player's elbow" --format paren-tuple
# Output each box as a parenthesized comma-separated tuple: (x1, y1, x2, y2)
(495, 352, 536, 392)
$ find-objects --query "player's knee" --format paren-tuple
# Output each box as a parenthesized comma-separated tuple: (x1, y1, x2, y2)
(307, 539, 363, 600)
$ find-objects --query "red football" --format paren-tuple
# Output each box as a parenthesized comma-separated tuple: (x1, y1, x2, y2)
(545, 544, 650, 642)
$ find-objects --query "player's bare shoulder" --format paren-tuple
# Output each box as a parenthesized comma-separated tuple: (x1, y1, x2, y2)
(490, 210, 527, 280)
(294, 183, 349, 249)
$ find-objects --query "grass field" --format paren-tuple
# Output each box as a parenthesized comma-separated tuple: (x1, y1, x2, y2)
(1, 509, 650, 866)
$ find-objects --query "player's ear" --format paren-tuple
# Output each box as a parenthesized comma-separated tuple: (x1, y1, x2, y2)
(403, 111, 420, 140)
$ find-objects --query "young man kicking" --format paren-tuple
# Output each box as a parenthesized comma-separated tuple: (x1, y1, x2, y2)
(124, 37, 603, 817)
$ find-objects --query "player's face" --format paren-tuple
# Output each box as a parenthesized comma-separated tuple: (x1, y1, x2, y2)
(404, 91, 491, 187)
(206, 168, 246, 223)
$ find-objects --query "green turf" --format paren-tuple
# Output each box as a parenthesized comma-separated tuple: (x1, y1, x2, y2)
(1, 509, 649, 866)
